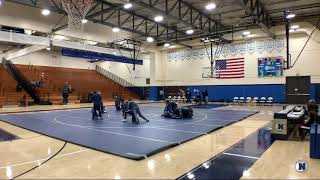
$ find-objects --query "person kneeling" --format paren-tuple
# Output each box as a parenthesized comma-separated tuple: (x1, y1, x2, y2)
(162, 100, 193, 119)
(122, 100, 149, 124)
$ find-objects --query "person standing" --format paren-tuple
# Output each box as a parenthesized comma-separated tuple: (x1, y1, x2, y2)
(92, 91, 103, 120)
(186, 89, 191, 104)
(203, 90, 209, 105)
(62, 81, 70, 105)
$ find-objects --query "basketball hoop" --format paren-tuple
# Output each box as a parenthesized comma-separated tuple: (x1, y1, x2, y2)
(202, 67, 220, 78)
(61, 0, 94, 30)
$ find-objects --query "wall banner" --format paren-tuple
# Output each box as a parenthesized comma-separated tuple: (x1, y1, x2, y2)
(221, 44, 229, 57)
(275, 38, 284, 52)
(239, 43, 246, 55)
(247, 41, 256, 55)
(257, 40, 265, 54)
(230, 44, 237, 56)
(265, 39, 274, 53)
(258, 56, 284, 77)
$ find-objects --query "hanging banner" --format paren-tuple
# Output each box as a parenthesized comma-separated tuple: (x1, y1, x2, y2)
(230, 44, 237, 56)
(192, 48, 198, 60)
(247, 41, 256, 55)
(275, 38, 284, 52)
(257, 40, 265, 54)
(199, 48, 205, 60)
(180, 51, 185, 61)
(258, 56, 284, 77)
(265, 39, 274, 53)
(173, 51, 179, 61)
(167, 52, 172, 62)
(221, 44, 229, 57)
(185, 50, 191, 60)
(239, 43, 246, 55)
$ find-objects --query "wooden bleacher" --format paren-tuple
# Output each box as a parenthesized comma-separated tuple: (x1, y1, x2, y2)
(0, 66, 33, 107)
(16, 64, 139, 105)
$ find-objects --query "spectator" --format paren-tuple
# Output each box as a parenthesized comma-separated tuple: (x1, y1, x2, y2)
(62, 81, 70, 105)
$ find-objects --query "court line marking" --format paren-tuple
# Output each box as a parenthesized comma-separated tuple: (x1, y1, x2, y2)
(222, 152, 259, 160)
(53, 116, 175, 144)
(0, 149, 88, 169)
(54, 113, 209, 131)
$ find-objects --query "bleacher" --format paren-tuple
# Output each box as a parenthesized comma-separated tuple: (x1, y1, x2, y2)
(0, 66, 33, 107)
(16, 64, 139, 105)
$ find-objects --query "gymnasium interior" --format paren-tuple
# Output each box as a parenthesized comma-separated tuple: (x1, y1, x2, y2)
(0, 0, 320, 179)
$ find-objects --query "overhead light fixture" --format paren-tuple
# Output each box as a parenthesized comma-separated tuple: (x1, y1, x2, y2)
(187, 173, 195, 179)
(146, 37, 154, 43)
(205, 3, 216, 10)
(46, 47, 51, 51)
(86, 40, 97, 45)
(291, 25, 299, 29)
(112, 27, 120, 32)
(81, 19, 88, 24)
(186, 29, 194, 35)
(41, 9, 50, 16)
(53, 35, 65, 40)
(169, 45, 177, 49)
(0, 0, 3, 6)
(154, 15, 164, 22)
(25, 29, 33, 35)
(247, 34, 257, 38)
(242, 31, 251, 36)
(286, 13, 295, 19)
(123, 3, 133, 9)
(164, 43, 170, 48)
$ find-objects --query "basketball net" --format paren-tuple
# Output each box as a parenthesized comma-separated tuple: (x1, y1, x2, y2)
(61, 0, 94, 30)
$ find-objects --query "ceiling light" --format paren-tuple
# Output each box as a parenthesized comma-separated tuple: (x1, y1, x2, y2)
(41, 9, 50, 16)
(146, 37, 154, 43)
(53, 35, 65, 40)
(291, 25, 299, 29)
(164, 43, 170, 48)
(289, 29, 295, 33)
(112, 27, 120, 32)
(169, 45, 177, 49)
(286, 13, 295, 19)
(242, 31, 251, 36)
(205, 3, 216, 10)
(81, 19, 88, 24)
(247, 34, 257, 38)
(46, 47, 51, 51)
(186, 29, 194, 35)
(86, 40, 97, 45)
(154, 16, 164, 22)
(123, 3, 133, 9)
(25, 29, 33, 35)
(0, 0, 3, 6)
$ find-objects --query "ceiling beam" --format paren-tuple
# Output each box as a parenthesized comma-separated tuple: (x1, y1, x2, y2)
(239, 0, 276, 39)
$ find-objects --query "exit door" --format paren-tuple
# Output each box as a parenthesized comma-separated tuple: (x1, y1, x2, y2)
(286, 76, 310, 104)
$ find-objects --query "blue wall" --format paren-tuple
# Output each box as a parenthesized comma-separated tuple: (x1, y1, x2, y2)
(188, 84, 286, 103)
(149, 87, 160, 101)
(148, 84, 320, 103)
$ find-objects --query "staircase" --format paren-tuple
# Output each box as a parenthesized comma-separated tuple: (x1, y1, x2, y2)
(1, 58, 40, 104)
(96, 65, 134, 87)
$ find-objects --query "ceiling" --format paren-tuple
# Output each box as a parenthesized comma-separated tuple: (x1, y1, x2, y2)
(5, 0, 320, 47)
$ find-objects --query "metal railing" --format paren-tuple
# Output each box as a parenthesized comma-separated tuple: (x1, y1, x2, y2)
(95, 65, 134, 87)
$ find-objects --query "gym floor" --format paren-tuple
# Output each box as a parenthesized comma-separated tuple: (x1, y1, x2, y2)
(0, 102, 302, 179)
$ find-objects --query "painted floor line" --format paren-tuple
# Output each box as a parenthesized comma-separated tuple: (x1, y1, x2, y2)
(0, 149, 88, 169)
(222, 152, 259, 160)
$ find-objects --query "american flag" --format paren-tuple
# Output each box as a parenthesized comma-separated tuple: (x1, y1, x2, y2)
(215, 58, 245, 79)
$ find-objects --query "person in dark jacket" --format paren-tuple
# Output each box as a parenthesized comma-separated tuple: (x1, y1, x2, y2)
(62, 81, 70, 105)
(186, 89, 191, 104)
(122, 99, 149, 124)
(115, 96, 122, 111)
(92, 91, 103, 120)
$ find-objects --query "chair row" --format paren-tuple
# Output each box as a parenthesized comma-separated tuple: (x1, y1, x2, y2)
(233, 96, 274, 104)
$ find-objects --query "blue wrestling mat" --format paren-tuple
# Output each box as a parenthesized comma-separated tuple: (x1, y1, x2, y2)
(0, 106, 256, 160)
(191, 104, 226, 109)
